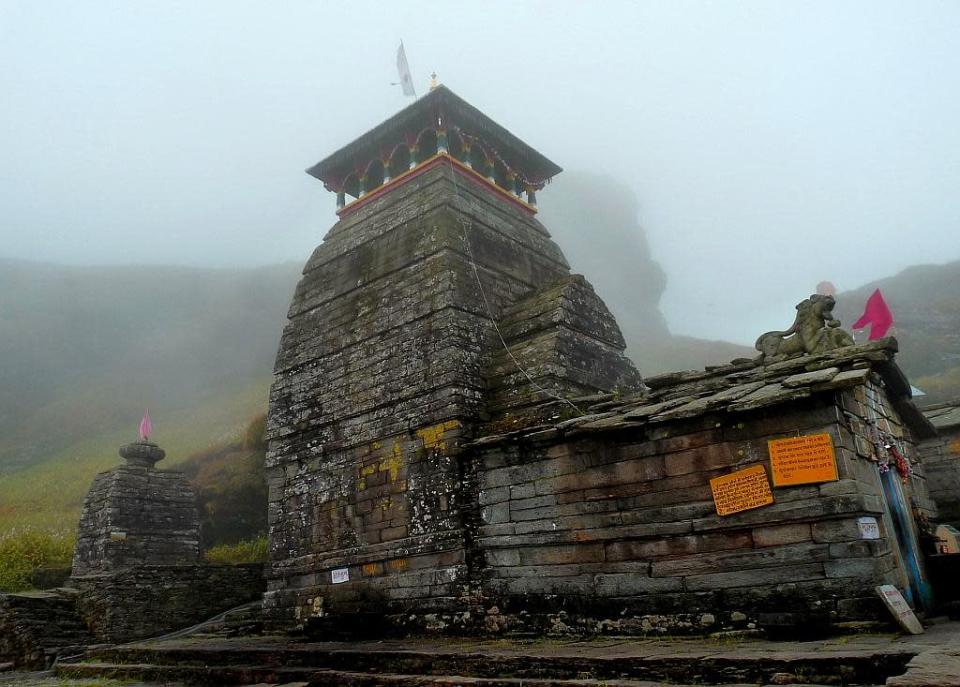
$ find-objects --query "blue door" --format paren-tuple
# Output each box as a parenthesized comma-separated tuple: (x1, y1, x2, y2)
(880, 469, 934, 610)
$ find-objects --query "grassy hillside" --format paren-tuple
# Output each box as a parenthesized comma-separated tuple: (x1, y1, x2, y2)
(0, 377, 270, 534)
(0, 259, 299, 474)
(0, 259, 298, 538)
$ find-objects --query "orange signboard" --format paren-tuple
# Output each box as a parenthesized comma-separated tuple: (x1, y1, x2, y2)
(768, 433, 838, 486)
(709, 464, 775, 516)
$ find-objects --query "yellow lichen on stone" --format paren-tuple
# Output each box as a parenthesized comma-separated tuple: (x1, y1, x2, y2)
(357, 462, 379, 491)
(380, 441, 404, 482)
(362, 562, 384, 577)
(416, 419, 461, 451)
(388, 558, 408, 572)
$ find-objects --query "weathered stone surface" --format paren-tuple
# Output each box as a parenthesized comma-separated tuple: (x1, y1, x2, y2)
(71, 564, 265, 643)
(72, 450, 199, 575)
(0, 590, 94, 669)
(920, 400, 960, 527)
(265, 155, 640, 630)
(782, 367, 840, 388)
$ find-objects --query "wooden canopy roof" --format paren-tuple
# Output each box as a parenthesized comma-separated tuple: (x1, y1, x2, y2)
(306, 86, 562, 190)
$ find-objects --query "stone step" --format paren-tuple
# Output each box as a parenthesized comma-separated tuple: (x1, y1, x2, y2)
(58, 661, 317, 684)
(60, 661, 848, 687)
(59, 641, 913, 686)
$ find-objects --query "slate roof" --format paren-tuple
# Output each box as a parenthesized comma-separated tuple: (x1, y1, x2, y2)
(922, 400, 960, 431)
(471, 337, 938, 447)
(307, 85, 562, 188)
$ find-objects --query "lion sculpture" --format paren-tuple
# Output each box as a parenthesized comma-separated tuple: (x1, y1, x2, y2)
(755, 294, 855, 361)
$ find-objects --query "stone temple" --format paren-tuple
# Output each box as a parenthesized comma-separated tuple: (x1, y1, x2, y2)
(264, 85, 643, 630)
(265, 86, 943, 636)
(3, 85, 959, 679)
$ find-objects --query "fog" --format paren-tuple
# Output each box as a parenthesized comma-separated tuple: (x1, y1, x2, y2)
(2, 1, 958, 344)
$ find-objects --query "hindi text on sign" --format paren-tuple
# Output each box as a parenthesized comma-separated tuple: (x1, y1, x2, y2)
(709, 465, 775, 516)
(768, 433, 838, 486)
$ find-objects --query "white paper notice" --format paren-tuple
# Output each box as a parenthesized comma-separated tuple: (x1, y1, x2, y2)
(858, 516, 881, 540)
(331, 567, 350, 584)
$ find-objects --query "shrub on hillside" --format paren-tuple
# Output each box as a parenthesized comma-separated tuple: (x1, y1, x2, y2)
(0, 527, 74, 592)
(204, 535, 268, 564)
(179, 413, 269, 549)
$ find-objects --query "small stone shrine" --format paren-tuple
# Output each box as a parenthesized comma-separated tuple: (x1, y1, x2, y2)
(66, 432, 264, 644)
(72, 439, 199, 574)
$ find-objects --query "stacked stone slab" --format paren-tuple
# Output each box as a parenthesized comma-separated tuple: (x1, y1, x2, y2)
(920, 400, 960, 527)
(72, 441, 199, 574)
(485, 274, 643, 425)
(0, 590, 95, 670)
(265, 88, 641, 630)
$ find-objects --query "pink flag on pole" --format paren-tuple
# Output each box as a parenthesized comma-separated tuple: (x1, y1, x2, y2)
(852, 288, 894, 340)
(138, 410, 152, 441)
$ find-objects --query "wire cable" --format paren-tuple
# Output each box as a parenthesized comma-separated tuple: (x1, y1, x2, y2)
(446, 162, 582, 415)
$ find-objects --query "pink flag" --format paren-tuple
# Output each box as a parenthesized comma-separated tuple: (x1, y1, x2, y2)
(138, 410, 152, 441)
(852, 288, 894, 340)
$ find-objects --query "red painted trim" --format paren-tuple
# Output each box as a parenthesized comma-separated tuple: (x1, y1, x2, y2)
(336, 153, 537, 218)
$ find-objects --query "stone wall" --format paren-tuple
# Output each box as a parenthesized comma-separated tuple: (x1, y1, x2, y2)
(919, 402, 960, 527)
(71, 564, 265, 642)
(466, 376, 934, 635)
(0, 589, 93, 669)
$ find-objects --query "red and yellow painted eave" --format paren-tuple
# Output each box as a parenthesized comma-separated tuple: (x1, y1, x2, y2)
(336, 152, 538, 218)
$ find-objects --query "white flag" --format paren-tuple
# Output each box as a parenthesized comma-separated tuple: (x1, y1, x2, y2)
(396, 42, 416, 97)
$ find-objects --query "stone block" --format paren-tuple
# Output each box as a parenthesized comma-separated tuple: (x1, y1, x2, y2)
(481, 502, 511, 524)
(594, 573, 683, 595)
(811, 518, 860, 543)
(652, 543, 828, 577)
(683, 562, 824, 591)
(693, 494, 865, 532)
(605, 532, 752, 562)
(818, 478, 864, 497)
(823, 558, 883, 579)
(510, 494, 557, 511)
(485, 549, 521, 567)
(828, 541, 873, 558)
(664, 443, 736, 477)
(752, 523, 812, 548)
(518, 543, 605, 566)
(478, 486, 509, 506)
(509, 482, 537, 500)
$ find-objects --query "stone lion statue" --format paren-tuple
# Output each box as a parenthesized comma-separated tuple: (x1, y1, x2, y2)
(755, 294, 855, 361)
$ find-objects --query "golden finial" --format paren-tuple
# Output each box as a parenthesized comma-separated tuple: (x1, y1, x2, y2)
(429, 72, 439, 91)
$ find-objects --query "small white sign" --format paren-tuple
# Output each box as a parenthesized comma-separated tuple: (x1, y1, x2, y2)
(331, 567, 350, 584)
(858, 516, 881, 540)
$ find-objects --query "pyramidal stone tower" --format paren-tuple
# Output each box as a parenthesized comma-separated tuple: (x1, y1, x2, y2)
(265, 86, 641, 630)
(72, 440, 199, 575)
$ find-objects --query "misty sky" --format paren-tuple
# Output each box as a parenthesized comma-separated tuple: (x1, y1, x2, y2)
(2, 1, 958, 344)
